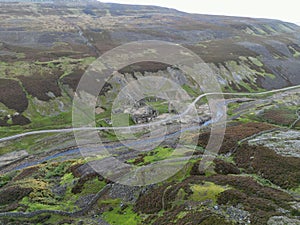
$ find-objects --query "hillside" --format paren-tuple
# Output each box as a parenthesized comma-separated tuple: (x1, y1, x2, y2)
(0, 1, 300, 128)
(0, 1, 299, 225)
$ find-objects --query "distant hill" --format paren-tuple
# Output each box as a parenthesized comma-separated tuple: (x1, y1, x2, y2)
(0, 1, 299, 126)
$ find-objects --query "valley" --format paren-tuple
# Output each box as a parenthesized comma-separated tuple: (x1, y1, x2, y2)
(0, 1, 299, 224)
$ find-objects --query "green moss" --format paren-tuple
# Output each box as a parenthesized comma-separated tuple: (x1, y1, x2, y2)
(176, 211, 188, 220)
(189, 182, 227, 204)
(95, 107, 112, 121)
(248, 57, 263, 67)
(44, 161, 73, 179)
(0, 173, 13, 188)
(182, 84, 199, 97)
(0, 133, 54, 156)
(144, 147, 174, 163)
(102, 205, 142, 225)
(165, 160, 196, 183)
(288, 46, 300, 58)
(20, 196, 63, 211)
(227, 102, 240, 116)
(127, 147, 175, 166)
(291, 186, 300, 195)
(236, 116, 255, 123)
(60, 173, 74, 185)
(173, 188, 187, 206)
(242, 174, 275, 188)
(79, 178, 106, 196)
(100, 130, 119, 141)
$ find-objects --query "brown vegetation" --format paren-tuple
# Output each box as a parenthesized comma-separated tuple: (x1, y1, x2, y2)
(213, 159, 241, 175)
(235, 144, 300, 189)
(198, 122, 275, 154)
(13, 166, 40, 182)
(0, 186, 32, 205)
(19, 69, 63, 101)
(61, 69, 85, 91)
(12, 114, 31, 126)
(119, 62, 171, 74)
(0, 79, 28, 112)
(260, 107, 297, 126)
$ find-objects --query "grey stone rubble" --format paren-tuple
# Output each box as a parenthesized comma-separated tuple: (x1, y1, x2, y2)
(267, 216, 300, 225)
(248, 130, 300, 158)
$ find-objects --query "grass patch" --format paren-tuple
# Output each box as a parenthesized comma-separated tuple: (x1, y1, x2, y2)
(182, 84, 200, 97)
(79, 178, 106, 196)
(0, 173, 14, 188)
(102, 204, 142, 225)
(147, 101, 170, 114)
(127, 147, 175, 166)
(0, 133, 56, 156)
(143, 147, 174, 164)
(43, 161, 73, 179)
(189, 182, 227, 204)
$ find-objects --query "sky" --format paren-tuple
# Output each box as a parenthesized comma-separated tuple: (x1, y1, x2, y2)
(101, 0, 300, 25)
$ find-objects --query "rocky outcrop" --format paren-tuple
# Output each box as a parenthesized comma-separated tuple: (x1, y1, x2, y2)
(267, 216, 300, 225)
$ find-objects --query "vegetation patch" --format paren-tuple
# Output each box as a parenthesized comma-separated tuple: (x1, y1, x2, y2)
(213, 159, 240, 175)
(102, 204, 142, 225)
(198, 122, 274, 154)
(127, 147, 175, 166)
(19, 68, 63, 101)
(234, 144, 300, 189)
(0, 78, 28, 112)
(189, 182, 227, 204)
(134, 184, 166, 214)
(259, 105, 298, 127)
(119, 61, 170, 74)
(0, 185, 32, 206)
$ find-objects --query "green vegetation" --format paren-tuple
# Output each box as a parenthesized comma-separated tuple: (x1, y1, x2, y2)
(189, 182, 228, 204)
(127, 147, 175, 166)
(147, 101, 170, 114)
(143, 147, 174, 163)
(102, 202, 142, 225)
(248, 56, 263, 67)
(253, 105, 299, 127)
(0, 133, 57, 156)
(239, 174, 276, 188)
(20, 196, 64, 211)
(60, 172, 74, 185)
(0, 173, 13, 188)
(288, 46, 300, 58)
(79, 178, 106, 196)
(111, 113, 135, 127)
(1, 3, 300, 225)
(182, 84, 199, 97)
(43, 161, 74, 179)
(291, 186, 300, 195)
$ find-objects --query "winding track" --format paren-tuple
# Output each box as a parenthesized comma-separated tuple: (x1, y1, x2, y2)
(1, 84, 299, 143)
(0, 85, 299, 219)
